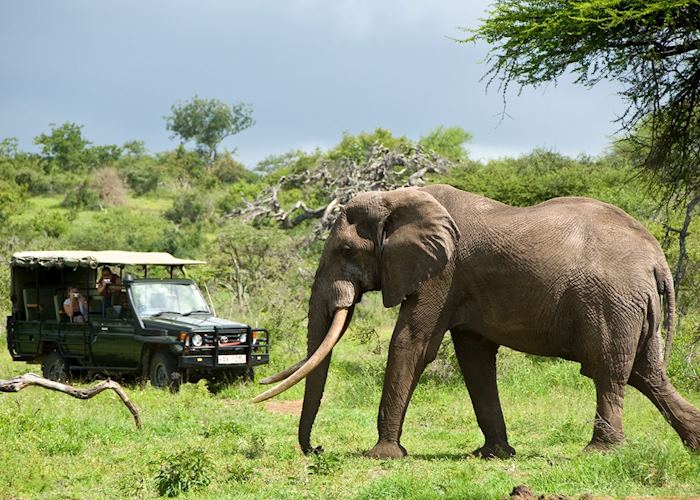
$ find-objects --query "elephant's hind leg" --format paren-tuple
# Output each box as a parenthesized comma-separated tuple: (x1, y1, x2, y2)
(579, 318, 638, 452)
(628, 330, 700, 450)
(452, 328, 514, 458)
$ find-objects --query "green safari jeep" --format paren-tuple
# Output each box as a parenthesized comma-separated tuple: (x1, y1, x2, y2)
(6, 250, 269, 387)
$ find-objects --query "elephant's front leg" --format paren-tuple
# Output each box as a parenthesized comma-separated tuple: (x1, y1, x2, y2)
(451, 328, 515, 458)
(366, 300, 448, 459)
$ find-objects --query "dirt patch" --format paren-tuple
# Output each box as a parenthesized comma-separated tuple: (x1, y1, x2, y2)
(264, 399, 303, 416)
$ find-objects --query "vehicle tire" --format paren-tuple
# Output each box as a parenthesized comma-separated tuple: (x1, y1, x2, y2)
(42, 352, 69, 382)
(149, 351, 179, 389)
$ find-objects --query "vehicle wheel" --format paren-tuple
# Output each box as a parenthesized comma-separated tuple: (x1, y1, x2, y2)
(42, 352, 69, 382)
(149, 351, 179, 389)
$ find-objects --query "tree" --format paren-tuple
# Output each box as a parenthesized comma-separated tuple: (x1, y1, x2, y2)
(467, 0, 700, 202)
(468, 0, 700, 294)
(34, 122, 91, 172)
(165, 96, 254, 162)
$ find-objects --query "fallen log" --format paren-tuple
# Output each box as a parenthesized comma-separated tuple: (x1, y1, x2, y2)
(0, 373, 142, 428)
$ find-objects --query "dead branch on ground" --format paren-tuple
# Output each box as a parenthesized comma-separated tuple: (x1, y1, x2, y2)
(0, 373, 142, 428)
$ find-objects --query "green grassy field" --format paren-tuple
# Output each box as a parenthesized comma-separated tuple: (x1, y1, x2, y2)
(1, 323, 699, 500)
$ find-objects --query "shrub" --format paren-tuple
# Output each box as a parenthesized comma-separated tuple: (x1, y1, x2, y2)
(60, 181, 101, 210)
(63, 208, 177, 251)
(0, 180, 25, 223)
(154, 448, 213, 497)
(91, 166, 127, 207)
(164, 191, 212, 225)
(211, 154, 257, 184)
(307, 452, 342, 476)
(29, 211, 68, 239)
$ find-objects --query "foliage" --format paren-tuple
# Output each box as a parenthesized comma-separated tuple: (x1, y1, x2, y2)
(208, 220, 300, 307)
(307, 452, 342, 476)
(62, 208, 187, 252)
(28, 211, 68, 239)
(434, 149, 638, 208)
(216, 179, 265, 213)
(0, 180, 25, 224)
(327, 128, 411, 164)
(418, 126, 472, 163)
(164, 191, 212, 225)
(156, 145, 208, 189)
(60, 181, 102, 211)
(210, 152, 258, 184)
(165, 96, 255, 161)
(154, 448, 213, 497)
(34, 122, 92, 173)
(467, 0, 700, 202)
(116, 141, 162, 195)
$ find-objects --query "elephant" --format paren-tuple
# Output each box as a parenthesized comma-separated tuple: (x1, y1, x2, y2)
(254, 184, 700, 459)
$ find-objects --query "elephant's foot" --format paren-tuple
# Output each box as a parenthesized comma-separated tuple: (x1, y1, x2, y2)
(365, 440, 407, 459)
(583, 437, 622, 453)
(472, 442, 515, 459)
(585, 419, 625, 453)
(301, 445, 324, 455)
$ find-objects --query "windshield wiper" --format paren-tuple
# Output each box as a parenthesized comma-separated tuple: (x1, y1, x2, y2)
(149, 311, 181, 317)
(182, 309, 210, 316)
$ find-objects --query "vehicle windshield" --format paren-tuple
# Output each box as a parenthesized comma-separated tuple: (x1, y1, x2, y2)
(130, 282, 210, 318)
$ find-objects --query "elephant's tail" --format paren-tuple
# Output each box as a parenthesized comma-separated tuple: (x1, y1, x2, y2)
(655, 264, 676, 368)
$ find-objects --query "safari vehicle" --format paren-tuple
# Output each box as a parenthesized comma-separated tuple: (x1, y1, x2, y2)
(6, 251, 269, 387)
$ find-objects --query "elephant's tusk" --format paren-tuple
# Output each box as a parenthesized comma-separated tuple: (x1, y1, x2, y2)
(252, 308, 349, 403)
(259, 359, 307, 385)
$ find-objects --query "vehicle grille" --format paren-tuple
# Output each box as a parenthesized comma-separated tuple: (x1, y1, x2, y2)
(201, 328, 248, 347)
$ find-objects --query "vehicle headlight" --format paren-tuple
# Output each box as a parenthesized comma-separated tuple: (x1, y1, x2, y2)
(239, 334, 247, 343)
(191, 333, 203, 347)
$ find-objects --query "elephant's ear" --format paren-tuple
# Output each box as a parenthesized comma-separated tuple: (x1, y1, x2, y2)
(379, 188, 460, 308)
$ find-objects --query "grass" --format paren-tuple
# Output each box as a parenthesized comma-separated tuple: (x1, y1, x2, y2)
(0, 329, 699, 500)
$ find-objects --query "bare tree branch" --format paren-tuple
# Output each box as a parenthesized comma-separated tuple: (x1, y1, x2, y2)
(0, 373, 142, 428)
(227, 143, 451, 236)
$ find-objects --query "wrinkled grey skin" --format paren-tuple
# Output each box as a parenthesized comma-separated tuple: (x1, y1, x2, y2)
(300, 184, 700, 459)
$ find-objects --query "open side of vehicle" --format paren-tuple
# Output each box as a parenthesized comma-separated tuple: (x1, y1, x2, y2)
(6, 250, 270, 388)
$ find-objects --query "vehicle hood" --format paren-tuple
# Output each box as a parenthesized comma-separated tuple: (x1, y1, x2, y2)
(142, 314, 248, 331)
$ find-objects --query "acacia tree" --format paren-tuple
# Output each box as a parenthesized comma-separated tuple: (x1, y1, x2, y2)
(165, 96, 254, 162)
(468, 0, 700, 290)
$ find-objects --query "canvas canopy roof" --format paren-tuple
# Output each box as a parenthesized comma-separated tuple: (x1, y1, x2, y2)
(11, 251, 206, 269)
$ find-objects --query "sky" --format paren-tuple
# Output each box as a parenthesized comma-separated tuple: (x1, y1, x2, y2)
(0, 0, 625, 168)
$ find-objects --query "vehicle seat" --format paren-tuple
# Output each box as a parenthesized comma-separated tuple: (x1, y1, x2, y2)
(22, 288, 42, 321)
(53, 294, 67, 322)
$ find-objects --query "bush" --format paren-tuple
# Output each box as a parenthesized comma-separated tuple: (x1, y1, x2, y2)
(0, 180, 25, 223)
(63, 208, 178, 251)
(60, 181, 102, 210)
(29, 211, 68, 239)
(154, 448, 213, 497)
(124, 164, 161, 195)
(164, 191, 212, 225)
(211, 154, 257, 184)
(90, 166, 127, 207)
(216, 180, 264, 213)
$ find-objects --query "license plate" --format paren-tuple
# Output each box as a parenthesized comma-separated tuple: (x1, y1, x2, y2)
(218, 354, 246, 365)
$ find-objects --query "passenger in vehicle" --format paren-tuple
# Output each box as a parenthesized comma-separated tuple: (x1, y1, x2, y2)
(97, 266, 122, 315)
(63, 287, 88, 323)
